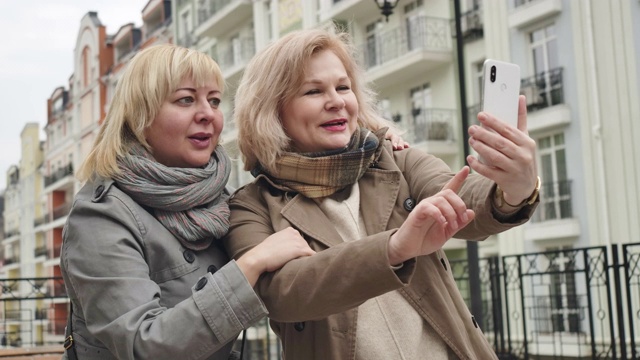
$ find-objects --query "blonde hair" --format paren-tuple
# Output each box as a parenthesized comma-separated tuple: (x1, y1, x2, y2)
(235, 27, 393, 174)
(77, 44, 224, 182)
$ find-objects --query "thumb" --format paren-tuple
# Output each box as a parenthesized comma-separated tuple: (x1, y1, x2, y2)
(442, 166, 470, 193)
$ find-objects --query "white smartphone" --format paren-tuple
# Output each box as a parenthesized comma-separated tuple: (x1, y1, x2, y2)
(481, 59, 521, 128)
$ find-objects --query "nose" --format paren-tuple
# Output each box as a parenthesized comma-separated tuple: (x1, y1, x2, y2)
(325, 90, 345, 111)
(195, 100, 215, 123)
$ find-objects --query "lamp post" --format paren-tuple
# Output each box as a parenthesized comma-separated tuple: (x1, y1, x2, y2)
(452, 0, 484, 330)
(372, 0, 484, 330)
(374, 0, 400, 22)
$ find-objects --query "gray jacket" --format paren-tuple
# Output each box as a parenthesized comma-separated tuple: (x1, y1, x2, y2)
(60, 179, 266, 360)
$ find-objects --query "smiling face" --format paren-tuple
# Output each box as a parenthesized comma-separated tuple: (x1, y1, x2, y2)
(145, 77, 223, 168)
(280, 49, 359, 153)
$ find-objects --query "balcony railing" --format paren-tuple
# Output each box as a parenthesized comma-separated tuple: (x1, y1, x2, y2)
(34, 213, 49, 227)
(359, 16, 451, 70)
(44, 163, 73, 187)
(453, 7, 484, 42)
(520, 67, 564, 112)
(514, 0, 538, 8)
(4, 228, 20, 238)
(532, 179, 573, 222)
(409, 108, 456, 143)
(34, 245, 48, 258)
(198, 0, 233, 26)
(218, 37, 255, 70)
(4, 256, 20, 266)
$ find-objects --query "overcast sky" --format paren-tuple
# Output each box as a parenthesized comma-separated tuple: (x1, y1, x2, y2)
(0, 0, 148, 190)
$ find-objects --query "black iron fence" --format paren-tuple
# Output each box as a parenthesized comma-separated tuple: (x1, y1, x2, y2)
(3, 243, 639, 359)
(451, 242, 640, 359)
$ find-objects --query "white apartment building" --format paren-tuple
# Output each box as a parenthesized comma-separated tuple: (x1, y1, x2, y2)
(1, 123, 45, 347)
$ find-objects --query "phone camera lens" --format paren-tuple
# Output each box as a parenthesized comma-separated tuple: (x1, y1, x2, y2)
(490, 66, 496, 83)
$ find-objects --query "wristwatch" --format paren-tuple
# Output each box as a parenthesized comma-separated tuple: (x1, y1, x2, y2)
(496, 176, 541, 207)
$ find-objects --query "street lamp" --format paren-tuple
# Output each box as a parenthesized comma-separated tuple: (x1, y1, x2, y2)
(374, 0, 400, 22)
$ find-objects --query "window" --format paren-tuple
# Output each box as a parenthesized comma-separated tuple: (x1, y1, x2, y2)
(527, 24, 562, 108)
(82, 47, 91, 88)
(537, 133, 571, 221)
(365, 20, 383, 68)
(404, 0, 426, 51)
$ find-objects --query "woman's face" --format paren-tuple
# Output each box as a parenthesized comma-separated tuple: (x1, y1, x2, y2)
(145, 77, 223, 168)
(280, 49, 358, 153)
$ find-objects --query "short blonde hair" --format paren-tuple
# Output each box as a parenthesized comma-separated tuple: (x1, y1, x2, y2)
(77, 44, 224, 182)
(235, 27, 393, 174)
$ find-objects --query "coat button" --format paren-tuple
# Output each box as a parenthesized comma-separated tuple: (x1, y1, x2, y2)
(471, 316, 478, 328)
(294, 322, 305, 332)
(94, 185, 104, 198)
(207, 265, 218, 274)
(183, 250, 196, 263)
(403, 198, 415, 211)
(195, 277, 208, 291)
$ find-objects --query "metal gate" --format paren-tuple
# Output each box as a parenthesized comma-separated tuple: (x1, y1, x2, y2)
(451, 243, 640, 359)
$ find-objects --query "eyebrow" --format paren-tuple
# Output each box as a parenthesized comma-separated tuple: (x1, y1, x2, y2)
(302, 76, 350, 85)
(175, 87, 221, 96)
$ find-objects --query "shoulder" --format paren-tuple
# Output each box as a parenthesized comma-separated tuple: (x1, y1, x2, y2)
(68, 178, 148, 236)
(375, 140, 448, 174)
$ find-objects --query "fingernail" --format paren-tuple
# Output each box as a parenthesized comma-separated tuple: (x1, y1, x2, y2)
(462, 213, 469, 222)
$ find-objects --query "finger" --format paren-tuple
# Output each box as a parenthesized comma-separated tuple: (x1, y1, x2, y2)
(440, 189, 470, 224)
(442, 166, 470, 193)
(517, 95, 528, 134)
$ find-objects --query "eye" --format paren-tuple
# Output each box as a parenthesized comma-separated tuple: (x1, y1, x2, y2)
(337, 85, 351, 91)
(208, 97, 221, 107)
(304, 89, 320, 96)
(177, 96, 195, 105)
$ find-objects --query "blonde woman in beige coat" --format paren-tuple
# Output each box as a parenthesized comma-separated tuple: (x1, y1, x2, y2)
(224, 28, 540, 360)
(59, 44, 316, 360)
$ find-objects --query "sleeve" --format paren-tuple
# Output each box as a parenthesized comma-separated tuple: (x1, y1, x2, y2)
(396, 146, 538, 240)
(223, 186, 416, 323)
(61, 195, 267, 360)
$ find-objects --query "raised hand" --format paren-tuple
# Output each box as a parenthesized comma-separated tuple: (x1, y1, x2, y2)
(387, 166, 476, 265)
(467, 95, 538, 205)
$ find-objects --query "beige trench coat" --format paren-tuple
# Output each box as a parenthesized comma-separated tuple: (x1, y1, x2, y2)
(224, 142, 537, 360)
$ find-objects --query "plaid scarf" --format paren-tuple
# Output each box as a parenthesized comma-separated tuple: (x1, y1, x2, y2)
(114, 144, 231, 250)
(255, 127, 385, 199)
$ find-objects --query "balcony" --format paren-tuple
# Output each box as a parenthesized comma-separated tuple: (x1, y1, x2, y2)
(2, 228, 20, 244)
(34, 245, 48, 258)
(509, 0, 562, 29)
(406, 108, 459, 157)
(195, 0, 252, 39)
(521, 67, 564, 112)
(323, 0, 385, 22)
(453, 7, 484, 42)
(218, 36, 255, 81)
(44, 163, 73, 187)
(361, 16, 453, 89)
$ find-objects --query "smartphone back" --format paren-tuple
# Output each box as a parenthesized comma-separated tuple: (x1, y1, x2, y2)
(481, 59, 521, 127)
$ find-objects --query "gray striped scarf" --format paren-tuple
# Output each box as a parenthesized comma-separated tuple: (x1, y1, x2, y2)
(114, 144, 231, 250)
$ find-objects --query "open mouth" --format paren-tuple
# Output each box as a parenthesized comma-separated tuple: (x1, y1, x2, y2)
(321, 120, 347, 128)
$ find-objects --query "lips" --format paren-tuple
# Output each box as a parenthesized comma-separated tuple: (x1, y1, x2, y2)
(321, 119, 347, 128)
(188, 133, 213, 148)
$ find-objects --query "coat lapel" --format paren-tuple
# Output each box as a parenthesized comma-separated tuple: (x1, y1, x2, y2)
(359, 169, 401, 235)
(281, 195, 345, 248)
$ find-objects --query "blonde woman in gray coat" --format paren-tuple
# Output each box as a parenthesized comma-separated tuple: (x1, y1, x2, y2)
(59, 44, 316, 360)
